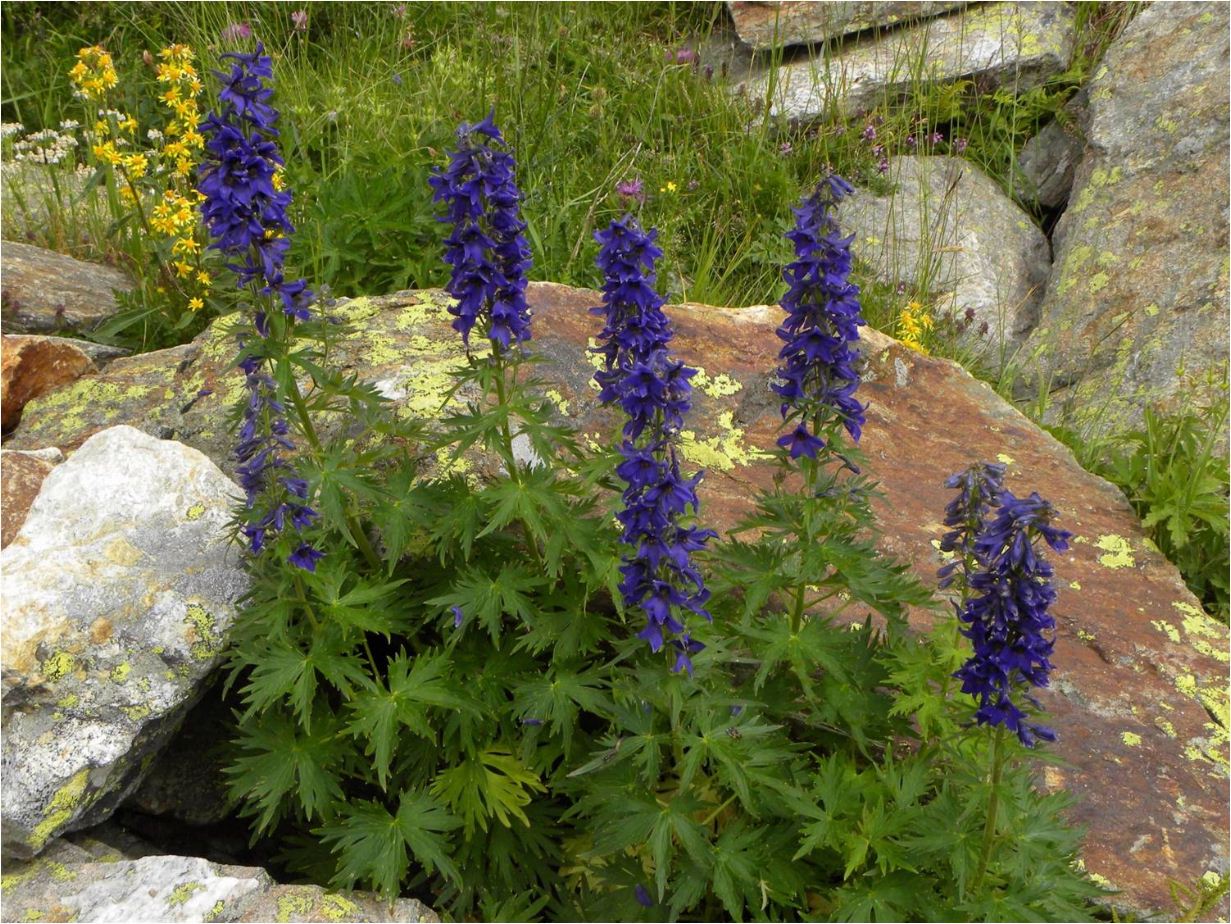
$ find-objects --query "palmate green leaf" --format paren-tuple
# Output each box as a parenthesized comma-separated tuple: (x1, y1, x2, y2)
(711, 822, 764, 919)
(429, 747, 546, 837)
(346, 650, 477, 789)
(228, 708, 347, 835)
(426, 564, 546, 639)
(512, 665, 609, 754)
(239, 626, 371, 731)
(319, 790, 461, 899)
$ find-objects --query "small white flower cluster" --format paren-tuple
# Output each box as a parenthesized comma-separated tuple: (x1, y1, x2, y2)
(147, 128, 165, 142)
(1, 122, 25, 139)
(9, 127, 80, 165)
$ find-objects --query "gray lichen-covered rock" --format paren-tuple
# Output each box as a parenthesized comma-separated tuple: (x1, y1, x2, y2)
(0, 841, 441, 923)
(1015, 90, 1089, 210)
(1020, 2, 1230, 436)
(837, 155, 1051, 351)
(0, 426, 248, 858)
(726, 1, 966, 51)
(735, 2, 1076, 121)
(0, 240, 132, 335)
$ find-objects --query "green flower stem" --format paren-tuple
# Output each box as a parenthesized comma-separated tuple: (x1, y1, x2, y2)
(272, 317, 382, 574)
(973, 725, 1008, 892)
(492, 351, 545, 570)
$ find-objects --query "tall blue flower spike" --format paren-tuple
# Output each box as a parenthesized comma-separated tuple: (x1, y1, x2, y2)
(199, 43, 320, 570)
(773, 175, 865, 458)
(429, 112, 533, 351)
(592, 215, 715, 674)
(945, 477, 1072, 747)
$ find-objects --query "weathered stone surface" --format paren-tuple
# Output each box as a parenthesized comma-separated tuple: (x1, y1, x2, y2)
(727, 1, 966, 51)
(1, 426, 248, 858)
(0, 448, 61, 548)
(837, 156, 1051, 351)
(0, 840, 441, 923)
(1016, 89, 1089, 210)
(1020, 2, 1230, 436)
(5, 284, 1228, 914)
(1, 333, 95, 431)
(735, 2, 1076, 121)
(231, 885, 438, 923)
(0, 240, 131, 335)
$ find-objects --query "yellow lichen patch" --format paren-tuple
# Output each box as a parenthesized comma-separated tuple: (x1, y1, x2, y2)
(544, 389, 571, 416)
(56, 694, 79, 709)
(1069, 581, 1081, 590)
(168, 882, 204, 907)
(185, 503, 206, 521)
(1093, 534, 1134, 569)
(1120, 731, 1142, 747)
(1077, 629, 1097, 642)
(205, 900, 226, 922)
(1151, 620, 1182, 644)
(2, 861, 44, 893)
(1155, 717, 1177, 738)
(41, 651, 76, 683)
(46, 861, 75, 882)
(320, 894, 360, 921)
(676, 411, 769, 473)
(275, 891, 315, 922)
(109, 662, 131, 683)
(185, 603, 222, 660)
(691, 368, 743, 398)
(996, 453, 1015, 466)
(29, 768, 90, 851)
(122, 704, 151, 723)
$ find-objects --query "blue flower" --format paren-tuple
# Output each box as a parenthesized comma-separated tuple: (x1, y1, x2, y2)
(773, 175, 865, 458)
(937, 462, 1007, 590)
(200, 44, 321, 572)
(951, 487, 1071, 747)
(198, 43, 314, 324)
(429, 112, 532, 351)
(593, 215, 715, 674)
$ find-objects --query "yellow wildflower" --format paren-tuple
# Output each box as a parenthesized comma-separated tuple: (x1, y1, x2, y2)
(92, 141, 122, 166)
(182, 130, 203, 149)
(897, 300, 934, 354)
(187, 297, 204, 312)
(175, 158, 192, 177)
(272, 171, 286, 191)
(172, 237, 199, 255)
(196, 271, 212, 286)
(173, 260, 194, 278)
(122, 153, 148, 177)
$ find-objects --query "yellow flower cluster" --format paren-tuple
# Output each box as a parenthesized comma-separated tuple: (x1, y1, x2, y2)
(73, 43, 211, 315)
(898, 300, 934, 355)
(68, 46, 118, 100)
(155, 44, 204, 178)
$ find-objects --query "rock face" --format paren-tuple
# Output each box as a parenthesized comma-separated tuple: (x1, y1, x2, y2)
(0, 448, 61, 548)
(1, 426, 248, 858)
(837, 156, 1051, 351)
(0, 837, 440, 923)
(727, 1, 966, 51)
(735, 2, 1076, 121)
(1, 333, 96, 431)
(0, 240, 131, 335)
(1015, 90, 1089, 211)
(5, 284, 1228, 915)
(1020, 2, 1230, 435)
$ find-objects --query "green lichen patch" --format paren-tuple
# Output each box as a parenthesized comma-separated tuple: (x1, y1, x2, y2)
(1093, 534, 1135, 569)
(41, 651, 76, 683)
(109, 662, 131, 684)
(185, 503, 206, 521)
(29, 768, 91, 851)
(185, 603, 223, 660)
(275, 891, 315, 922)
(167, 881, 204, 907)
(319, 893, 361, 921)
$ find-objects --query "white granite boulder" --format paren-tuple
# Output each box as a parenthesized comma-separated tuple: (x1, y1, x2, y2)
(837, 155, 1051, 352)
(735, 2, 1076, 121)
(1, 426, 248, 857)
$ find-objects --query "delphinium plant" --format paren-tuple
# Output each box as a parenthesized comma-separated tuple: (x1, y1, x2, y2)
(212, 47, 1106, 915)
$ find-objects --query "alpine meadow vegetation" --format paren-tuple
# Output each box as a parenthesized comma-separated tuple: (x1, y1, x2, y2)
(199, 43, 1108, 922)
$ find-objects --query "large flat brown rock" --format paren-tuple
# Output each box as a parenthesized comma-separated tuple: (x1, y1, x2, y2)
(0, 241, 131, 335)
(727, 1, 966, 51)
(1, 334, 95, 431)
(8, 284, 1227, 915)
